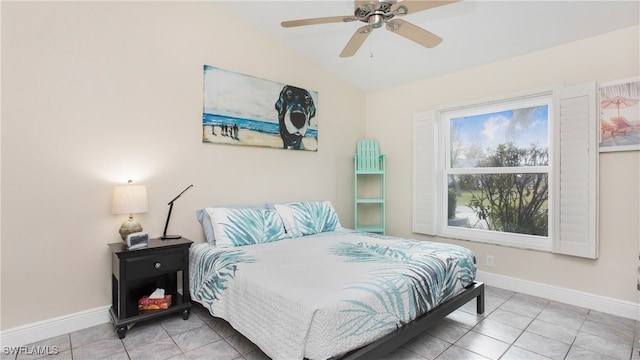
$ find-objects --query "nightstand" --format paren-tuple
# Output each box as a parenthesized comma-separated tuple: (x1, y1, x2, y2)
(108, 237, 193, 339)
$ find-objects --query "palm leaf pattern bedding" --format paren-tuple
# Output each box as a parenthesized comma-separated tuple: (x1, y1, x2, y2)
(190, 246, 255, 302)
(331, 238, 475, 337)
(205, 207, 287, 247)
(274, 201, 341, 237)
(189, 230, 476, 360)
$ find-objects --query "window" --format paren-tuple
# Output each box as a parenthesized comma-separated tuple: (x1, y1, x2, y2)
(442, 96, 552, 251)
(413, 84, 598, 258)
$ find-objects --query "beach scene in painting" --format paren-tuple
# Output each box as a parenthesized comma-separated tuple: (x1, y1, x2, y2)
(202, 65, 318, 151)
(599, 78, 640, 152)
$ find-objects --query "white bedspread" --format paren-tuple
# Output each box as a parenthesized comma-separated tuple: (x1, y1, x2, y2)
(190, 230, 476, 360)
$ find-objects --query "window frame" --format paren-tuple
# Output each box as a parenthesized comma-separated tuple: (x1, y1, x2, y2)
(438, 94, 554, 251)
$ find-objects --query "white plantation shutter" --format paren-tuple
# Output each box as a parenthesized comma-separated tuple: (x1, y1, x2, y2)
(553, 83, 599, 258)
(412, 111, 437, 235)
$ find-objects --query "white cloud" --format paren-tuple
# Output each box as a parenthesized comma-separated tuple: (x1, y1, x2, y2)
(482, 115, 509, 144)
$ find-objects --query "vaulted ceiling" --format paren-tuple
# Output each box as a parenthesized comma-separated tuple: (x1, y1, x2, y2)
(216, 1, 639, 93)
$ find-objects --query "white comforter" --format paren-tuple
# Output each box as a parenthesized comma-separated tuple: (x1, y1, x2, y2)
(190, 230, 476, 360)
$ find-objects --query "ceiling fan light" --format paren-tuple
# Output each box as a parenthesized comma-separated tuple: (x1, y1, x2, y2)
(369, 14, 384, 28)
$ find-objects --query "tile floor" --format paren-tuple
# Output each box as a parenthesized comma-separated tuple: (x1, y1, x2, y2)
(3, 286, 639, 360)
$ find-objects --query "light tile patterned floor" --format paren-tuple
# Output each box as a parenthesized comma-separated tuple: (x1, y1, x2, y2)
(3, 286, 639, 360)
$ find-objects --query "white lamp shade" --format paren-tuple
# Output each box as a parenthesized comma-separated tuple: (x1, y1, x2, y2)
(112, 184, 149, 215)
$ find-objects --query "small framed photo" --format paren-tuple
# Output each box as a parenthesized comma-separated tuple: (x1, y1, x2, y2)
(599, 76, 640, 152)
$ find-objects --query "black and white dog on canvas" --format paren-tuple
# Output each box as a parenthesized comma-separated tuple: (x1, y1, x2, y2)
(275, 85, 316, 150)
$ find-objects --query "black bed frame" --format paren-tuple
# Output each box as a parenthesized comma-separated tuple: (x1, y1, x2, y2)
(339, 281, 485, 360)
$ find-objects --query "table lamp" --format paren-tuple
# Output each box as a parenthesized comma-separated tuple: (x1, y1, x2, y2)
(112, 180, 149, 241)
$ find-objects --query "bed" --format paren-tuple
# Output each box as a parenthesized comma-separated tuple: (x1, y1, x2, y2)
(191, 201, 484, 359)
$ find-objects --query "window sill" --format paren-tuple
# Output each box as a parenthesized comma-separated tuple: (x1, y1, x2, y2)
(435, 227, 553, 253)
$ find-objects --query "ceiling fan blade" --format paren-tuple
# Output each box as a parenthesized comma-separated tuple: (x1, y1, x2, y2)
(386, 19, 442, 48)
(281, 16, 356, 28)
(391, 0, 461, 15)
(340, 25, 372, 57)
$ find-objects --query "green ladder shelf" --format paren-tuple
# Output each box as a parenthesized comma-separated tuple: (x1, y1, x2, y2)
(354, 139, 386, 234)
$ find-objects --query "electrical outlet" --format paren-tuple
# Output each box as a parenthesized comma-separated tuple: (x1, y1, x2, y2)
(486, 255, 494, 267)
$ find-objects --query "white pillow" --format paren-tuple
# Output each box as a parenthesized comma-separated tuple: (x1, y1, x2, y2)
(197, 204, 268, 245)
(205, 207, 287, 247)
(274, 201, 342, 238)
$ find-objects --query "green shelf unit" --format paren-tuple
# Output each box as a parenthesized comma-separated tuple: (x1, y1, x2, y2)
(355, 198, 385, 204)
(354, 139, 386, 234)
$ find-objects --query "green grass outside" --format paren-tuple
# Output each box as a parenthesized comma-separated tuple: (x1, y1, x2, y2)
(454, 189, 548, 210)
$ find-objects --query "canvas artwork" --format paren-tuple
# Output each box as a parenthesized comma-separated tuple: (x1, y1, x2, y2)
(599, 77, 640, 152)
(202, 65, 318, 151)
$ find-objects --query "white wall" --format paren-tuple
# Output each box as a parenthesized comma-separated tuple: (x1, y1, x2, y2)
(365, 26, 640, 305)
(1, 1, 365, 330)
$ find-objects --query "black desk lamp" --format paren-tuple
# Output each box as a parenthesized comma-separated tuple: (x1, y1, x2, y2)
(161, 184, 193, 240)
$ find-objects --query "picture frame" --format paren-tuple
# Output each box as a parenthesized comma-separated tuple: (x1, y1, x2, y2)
(202, 65, 319, 151)
(598, 76, 640, 152)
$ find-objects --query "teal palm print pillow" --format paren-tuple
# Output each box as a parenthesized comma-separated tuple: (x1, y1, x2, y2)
(206, 207, 288, 247)
(274, 201, 342, 238)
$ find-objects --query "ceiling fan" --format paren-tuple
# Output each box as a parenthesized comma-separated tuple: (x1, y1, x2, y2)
(281, 0, 461, 57)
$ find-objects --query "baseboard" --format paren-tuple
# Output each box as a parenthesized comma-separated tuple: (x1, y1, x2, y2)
(477, 271, 640, 321)
(0, 305, 111, 347)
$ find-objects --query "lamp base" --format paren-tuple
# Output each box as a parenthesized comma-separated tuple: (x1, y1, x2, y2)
(119, 218, 143, 241)
(160, 235, 182, 240)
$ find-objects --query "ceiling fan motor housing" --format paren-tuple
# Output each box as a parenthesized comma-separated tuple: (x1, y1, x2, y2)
(355, 1, 400, 28)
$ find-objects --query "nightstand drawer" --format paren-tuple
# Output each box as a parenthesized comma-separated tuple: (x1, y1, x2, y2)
(126, 252, 184, 281)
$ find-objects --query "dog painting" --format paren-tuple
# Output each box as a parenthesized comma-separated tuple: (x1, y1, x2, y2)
(202, 65, 318, 151)
(275, 85, 317, 150)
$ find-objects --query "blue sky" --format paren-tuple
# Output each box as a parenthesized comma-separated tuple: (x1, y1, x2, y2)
(450, 105, 549, 156)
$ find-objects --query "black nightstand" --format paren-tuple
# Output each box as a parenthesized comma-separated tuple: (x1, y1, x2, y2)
(108, 238, 193, 339)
